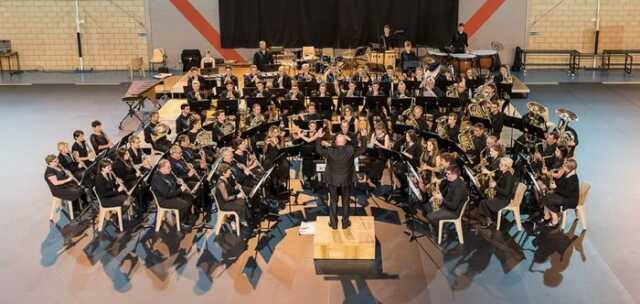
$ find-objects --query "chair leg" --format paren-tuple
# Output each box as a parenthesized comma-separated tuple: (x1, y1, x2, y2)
(438, 221, 444, 244)
(577, 206, 587, 230)
(67, 201, 74, 220)
(175, 211, 181, 232)
(455, 220, 464, 244)
(561, 209, 568, 229)
(214, 212, 223, 236)
(155, 210, 163, 232)
(496, 209, 503, 231)
(234, 214, 240, 237)
(129, 66, 133, 80)
(117, 209, 124, 232)
(50, 198, 59, 221)
(514, 207, 523, 231)
(97, 209, 106, 232)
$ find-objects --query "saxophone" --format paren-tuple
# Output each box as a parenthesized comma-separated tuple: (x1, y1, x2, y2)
(426, 180, 442, 211)
(435, 116, 448, 138)
(457, 125, 475, 153)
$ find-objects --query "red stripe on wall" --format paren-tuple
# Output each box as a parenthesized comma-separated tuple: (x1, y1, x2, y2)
(465, 0, 506, 37)
(169, 0, 245, 62)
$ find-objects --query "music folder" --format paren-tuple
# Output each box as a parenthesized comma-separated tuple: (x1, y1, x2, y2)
(415, 96, 438, 113)
(279, 99, 305, 115)
(390, 97, 412, 112)
(241, 119, 280, 139)
(217, 99, 238, 115)
(364, 95, 388, 112)
(309, 96, 334, 112)
(469, 116, 492, 129)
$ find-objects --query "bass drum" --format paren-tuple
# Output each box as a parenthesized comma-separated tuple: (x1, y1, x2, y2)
(450, 53, 477, 74)
(472, 49, 498, 71)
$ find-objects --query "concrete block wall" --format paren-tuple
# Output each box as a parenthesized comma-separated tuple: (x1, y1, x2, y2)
(0, 0, 148, 71)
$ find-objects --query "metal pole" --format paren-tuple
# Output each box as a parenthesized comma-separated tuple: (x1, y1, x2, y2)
(75, 0, 84, 71)
(593, 0, 601, 68)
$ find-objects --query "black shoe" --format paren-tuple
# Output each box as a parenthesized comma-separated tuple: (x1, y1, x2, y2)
(341, 219, 351, 229)
(329, 221, 338, 230)
(181, 223, 193, 232)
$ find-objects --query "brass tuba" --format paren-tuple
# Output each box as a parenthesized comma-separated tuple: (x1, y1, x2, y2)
(467, 102, 490, 119)
(194, 130, 214, 149)
(435, 116, 448, 138)
(527, 101, 549, 130)
(457, 125, 475, 153)
(151, 123, 170, 142)
(554, 108, 578, 147)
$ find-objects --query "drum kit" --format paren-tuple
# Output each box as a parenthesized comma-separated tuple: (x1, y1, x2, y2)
(427, 48, 498, 74)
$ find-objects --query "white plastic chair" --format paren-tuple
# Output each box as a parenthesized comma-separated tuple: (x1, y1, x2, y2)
(561, 182, 591, 230)
(438, 199, 470, 245)
(497, 183, 526, 231)
(151, 190, 181, 232)
(149, 48, 166, 71)
(93, 187, 125, 232)
(50, 196, 74, 221)
(213, 188, 240, 237)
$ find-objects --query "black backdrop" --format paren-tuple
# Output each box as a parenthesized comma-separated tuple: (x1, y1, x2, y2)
(219, 0, 459, 49)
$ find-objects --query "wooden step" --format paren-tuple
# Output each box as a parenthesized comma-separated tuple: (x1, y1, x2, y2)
(313, 216, 375, 260)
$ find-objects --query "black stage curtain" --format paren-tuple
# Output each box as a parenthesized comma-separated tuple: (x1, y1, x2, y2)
(219, 0, 459, 49)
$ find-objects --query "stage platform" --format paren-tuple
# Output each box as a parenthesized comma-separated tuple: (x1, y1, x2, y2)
(313, 216, 375, 260)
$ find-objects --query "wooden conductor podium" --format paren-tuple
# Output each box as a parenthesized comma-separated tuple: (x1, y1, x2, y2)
(313, 216, 375, 260)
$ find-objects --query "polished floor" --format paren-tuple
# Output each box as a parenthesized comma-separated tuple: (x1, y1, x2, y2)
(0, 83, 639, 303)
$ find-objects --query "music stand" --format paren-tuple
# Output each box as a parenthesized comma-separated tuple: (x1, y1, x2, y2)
(404, 80, 420, 93)
(415, 96, 438, 113)
(310, 96, 334, 120)
(217, 99, 238, 115)
(299, 81, 318, 96)
(279, 99, 305, 115)
(245, 97, 269, 112)
(390, 97, 413, 113)
(340, 96, 364, 109)
(269, 88, 287, 98)
(249, 167, 275, 198)
(189, 99, 211, 114)
(364, 96, 388, 114)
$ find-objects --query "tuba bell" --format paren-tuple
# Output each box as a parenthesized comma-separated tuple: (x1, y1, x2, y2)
(194, 130, 214, 149)
(555, 108, 578, 147)
(457, 124, 475, 153)
(151, 123, 170, 142)
(435, 116, 448, 138)
(526, 101, 549, 131)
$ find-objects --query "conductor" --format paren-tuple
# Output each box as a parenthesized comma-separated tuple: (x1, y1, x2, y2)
(312, 129, 368, 229)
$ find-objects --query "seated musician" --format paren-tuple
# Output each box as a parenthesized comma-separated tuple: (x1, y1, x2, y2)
(465, 68, 482, 91)
(425, 165, 468, 229)
(488, 100, 504, 136)
(303, 102, 322, 122)
(57, 142, 84, 181)
(187, 115, 203, 143)
(472, 123, 488, 160)
(246, 102, 266, 128)
(44, 154, 85, 215)
(541, 159, 580, 227)
(222, 65, 239, 87)
(483, 143, 505, 172)
(367, 122, 391, 187)
(168, 145, 199, 187)
(315, 82, 333, 97)
(175, 104, 192, 134)
(253, 81, 271, 99)
(482, 135, 498, 160)
(475, 157, 517, 227)
(420, 77, 443, 98)
(274, 66, 292, 90)
(214, 163, 249, 226)
(220, 80, 240, 100)
(494, 65, 513, 84)
(187, 81, 209, 105)
(399, 41, 419, 73)
(221, 147, 253, 189)
(368, 81, 385, 97)
(419, 138, 440, 182)
(253, 40, 274, 72)
(72, 130, 94, 169)
(450, 23, 469, 54)
(393, 81, 411, 98)
(340, 105, 356, 130)
(392, 129, 422, 189)
(128, 136, 151, 172)
(381, 65, 397, 84)
(200, 50, 215, 70)
(144, 111, 163, 144)
(341, 81, 361, 98)
(323, 64, 341, 85)
(379, 24, 394, 50)
(94, 159, 129, 208)
(187, 67, 205, 93)
(234, 138, 262, 177)
(112, 147, 140, 190)
(436, 69, 457, 93)
(351, 65, 371, 85)
(263, 126, 289, 192)
(150, 159, 194, 230)
(445, 113, 460, 140)
(285, 83, 304, 101)
(89, 120, 112, 155)
(177, 135, 207, 173)
(244, 64, 261, 88)
(293, 120, 321, 187)
(211, 110, 230, 141)
(410, 105, 430, 130)
(296, 63, 316, 83)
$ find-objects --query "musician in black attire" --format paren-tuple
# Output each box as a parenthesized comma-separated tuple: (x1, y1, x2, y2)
(175, 104, 192, 134)
(112, 147, 139, 190)
(89, 120, 111, 155)
(253, 81, 271, 99)
(71, 130, 94, 168)
(94, 160, 128, 208)
(379, 25, 394, 50)
(150, 159, 194, 230)
(221, 66, 239, 87)
(186, 67, 206, 93)
(169, 145, 199, 187)
(244, 64, 261, 88)
(285, 83, 305, 102)
(313, 128, 368, 229)
(220, 80, 241, 100)
(392, 130, 422, 190)
(187, 80, 209, 105)
(472, 123, 488, 161)
(488, 100, 505, 136)
(253, 40, 274, 72)
(426, 165, 468, 224)
(44, 154, 84, 206)
(450, 23, 469, 54)
(446, 113, 460, 141)
(399, 41, 419, 73)
(541, 159, 580, 227)
(215, 163, 249, 225)
(476, 157, 517, 227)
(57, 142, 84, 181)
(274, 66, 292, 90)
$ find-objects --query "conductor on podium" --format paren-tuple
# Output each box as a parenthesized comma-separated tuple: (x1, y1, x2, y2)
(312, 129, 368, 230)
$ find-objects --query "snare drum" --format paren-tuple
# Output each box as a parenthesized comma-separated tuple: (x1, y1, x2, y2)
(472, 49, 498, 71)
(428, 49, 449, 65)
(450, 53, 477, 74)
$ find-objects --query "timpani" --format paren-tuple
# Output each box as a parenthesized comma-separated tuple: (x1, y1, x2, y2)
(384, 50, 398, 68)
(450, 53, 476, 74)
(428, 49, 449, 65)
(472, 49, 498, 71)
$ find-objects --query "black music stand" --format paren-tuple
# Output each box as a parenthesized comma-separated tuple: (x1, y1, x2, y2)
(404, 80, 420, 93)
(269, 88, 287, 98)
(242, 87, 257, 97)
(364, 96, 388, 114)
(390, 97, 413, 114)
(415, 96, 438, 113)
(279, 99, 305, 116)
(189, 99, 211, 114)
(340, 96, 364, 110)
(217, 99, 239, 115)
(299, 81, 318, 96)
(309, 96, 334, 119)
(245, 97, 269, 112)
(241, 119, 279, 140)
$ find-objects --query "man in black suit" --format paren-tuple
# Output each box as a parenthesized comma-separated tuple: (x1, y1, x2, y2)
(253, 40, 274, 72)
(427, 165, 468, 225)
(313, 128, 368, 229)
(150, 159, 194, 230)
(450, 23, 468, 54)
(175, 104, 192, 134)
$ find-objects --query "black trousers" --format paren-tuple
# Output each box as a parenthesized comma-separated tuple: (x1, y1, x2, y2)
(542, 193, 564, 213)
(159, 193, 194, 222)
(328, 184, 352, 224)
(478, 197, 509, 219)
(427, 208, 458, 223)
(101, 194, 127, 208)
(220, 198, 248, 223)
